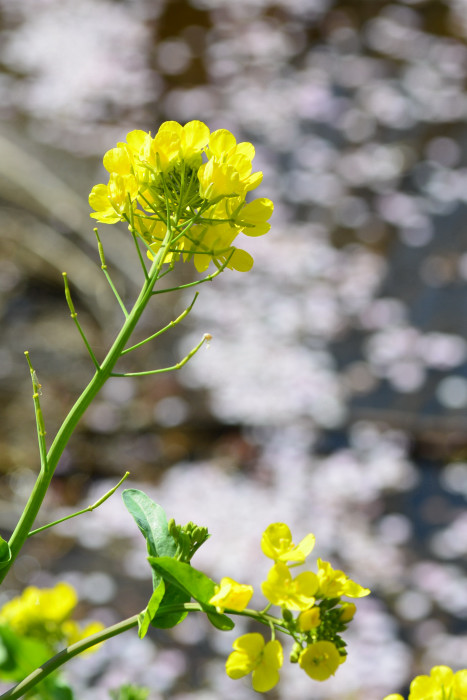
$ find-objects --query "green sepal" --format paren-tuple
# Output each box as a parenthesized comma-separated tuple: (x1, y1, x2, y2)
(122, 489, 176, 588)
(0, 537, 11, 570)
(148, 556, 234, 631)
(137, 580, 165, 639)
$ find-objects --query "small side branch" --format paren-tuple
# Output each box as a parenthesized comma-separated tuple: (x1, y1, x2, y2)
(121, 292, 199, 356)
(125, 203, 149, 280)
(62, 272, 100, 370)
(27, 471, 130, 537)
(24, 352, 48, 473)
(94, 228, 129, 317)
(152, 255, 231, 296)
(111, 333, 211, 377)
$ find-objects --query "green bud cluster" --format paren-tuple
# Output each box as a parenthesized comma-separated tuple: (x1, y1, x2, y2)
(168, 519, 210, 563)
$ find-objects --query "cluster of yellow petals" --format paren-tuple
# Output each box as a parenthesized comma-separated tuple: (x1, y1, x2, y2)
(89, 120, 273, 273)
(384, 666, 467, 700)
(0, 582, 104, 650)
(213, 523, 369, 693)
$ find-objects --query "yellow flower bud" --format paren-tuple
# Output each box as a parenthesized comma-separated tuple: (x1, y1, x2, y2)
(298, 606, 321, 631)
(340, 602, 357, 622)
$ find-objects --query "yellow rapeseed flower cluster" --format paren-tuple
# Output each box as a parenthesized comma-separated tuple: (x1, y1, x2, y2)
(384, 665, 467, 700)
(0, 582, 104, 651)
(89, 120, 273, 273)
(209, 522, 370, 693)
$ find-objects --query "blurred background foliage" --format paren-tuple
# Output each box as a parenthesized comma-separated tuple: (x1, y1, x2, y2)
(1, 0, 467, 697)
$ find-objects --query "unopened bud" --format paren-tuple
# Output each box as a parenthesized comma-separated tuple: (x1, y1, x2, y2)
(289, 642, 302, 663)
(298, 606, 321, 631)
(340, 602, 357, 623)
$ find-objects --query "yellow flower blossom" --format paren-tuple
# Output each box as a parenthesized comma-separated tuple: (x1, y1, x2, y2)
(316, 559, 370, 599)
(89, 120, 273, 272)
(209, 577, 253, 614)
(383, 666, 467, 700)
(261, 523, 315, 564)
(89, 174, 138, 224)
(0, 582, 77, 641)
(299, 641, 341, 681)
(261, 562, 318, 611)
(0, 582, 103, 654)
(226, 633, 283, 693)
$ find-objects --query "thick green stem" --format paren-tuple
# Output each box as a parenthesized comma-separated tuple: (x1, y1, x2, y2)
(0, 231, 174, 585)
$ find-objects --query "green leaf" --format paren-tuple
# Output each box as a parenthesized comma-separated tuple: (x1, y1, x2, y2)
(0, 537, 11, 570)
(137, 580, 165, 639)
(148, 557, 217, 605)
(148, 559, 235, 630)
(151, 585, 190, 629)
(205, 610, 235, 631)
(122, 490, 176, 559)
(0, 626, 51, 681)
(122, 490, 176, 588)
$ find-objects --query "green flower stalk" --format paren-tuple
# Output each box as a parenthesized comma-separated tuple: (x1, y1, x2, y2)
(0, 120, 272, 587)
(0, 121, 376, 700)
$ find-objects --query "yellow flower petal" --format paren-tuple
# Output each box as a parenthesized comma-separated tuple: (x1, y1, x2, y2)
(454, 670, 467, 699)
(225, 248, 254, 272)
(209, 129, 237, 158)
(181, 120, 210, 160)
(251, 640, 283, 693)
(103, 145, 132, 175)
